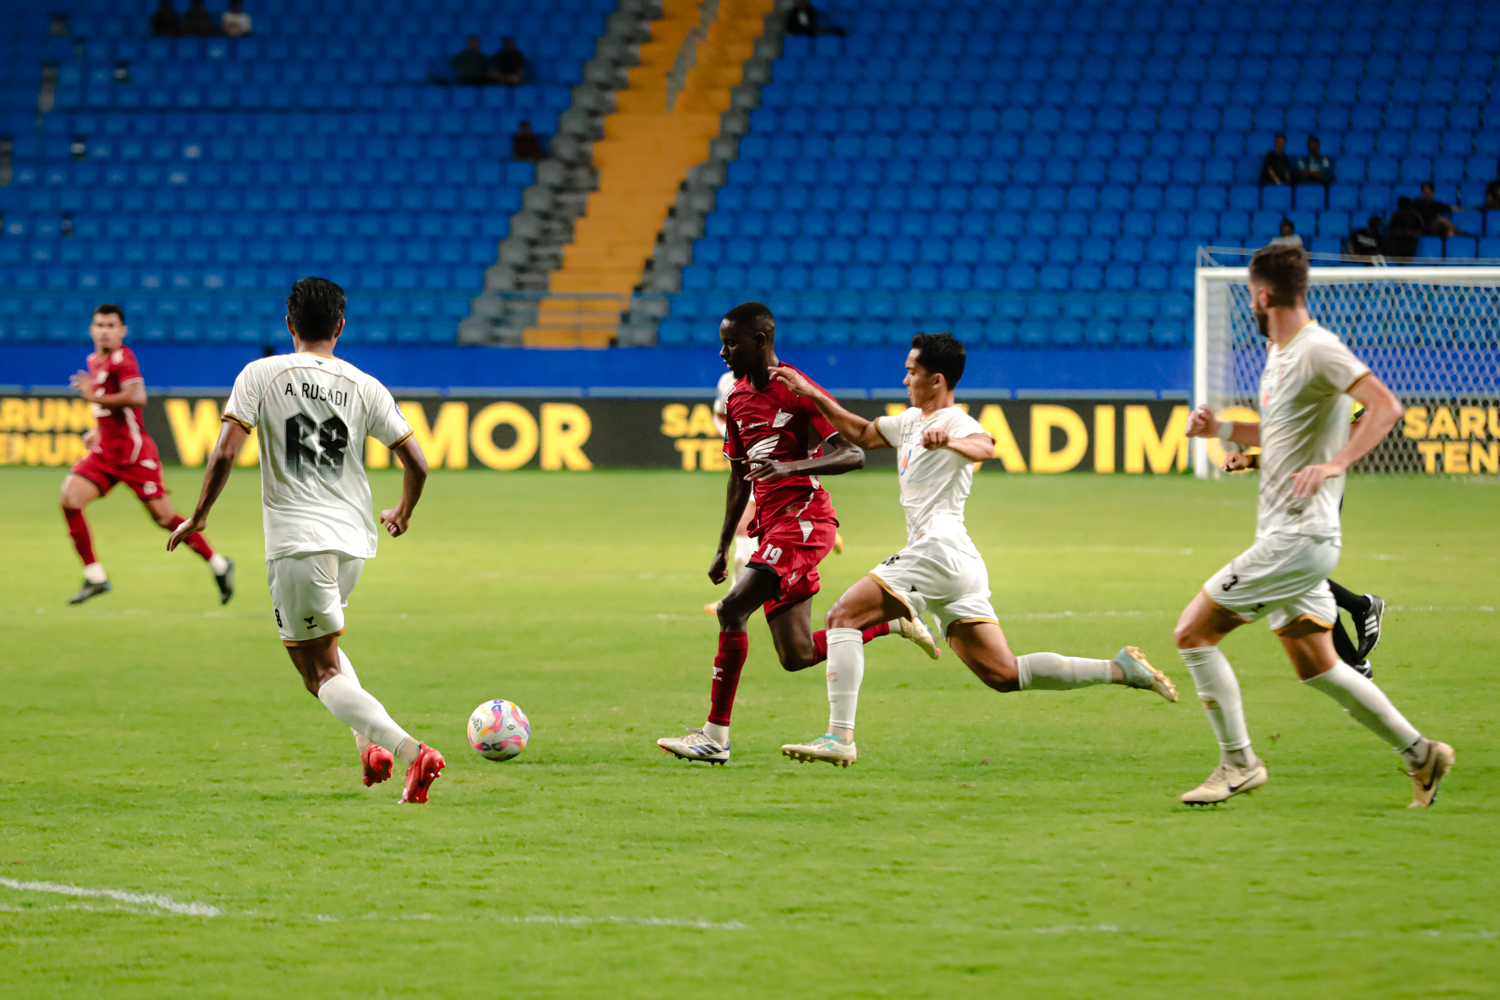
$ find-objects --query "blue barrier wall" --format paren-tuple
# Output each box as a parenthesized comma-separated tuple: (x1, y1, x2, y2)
(0, 345, 1193, 398)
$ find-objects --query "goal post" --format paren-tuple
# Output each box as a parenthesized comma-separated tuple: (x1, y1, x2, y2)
(1194, 265, 1500, 479)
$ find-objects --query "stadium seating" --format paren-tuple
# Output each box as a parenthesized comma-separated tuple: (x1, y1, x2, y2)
(662, 0, 1500, 350)
(0, 0, 608, 346)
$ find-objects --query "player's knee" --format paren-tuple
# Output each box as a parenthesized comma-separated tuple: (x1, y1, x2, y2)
(1174, 620, 1208, 649)
(824, 599, 859, 630)
(976, 663, 1019, 693)
(780, 652, 818, 672)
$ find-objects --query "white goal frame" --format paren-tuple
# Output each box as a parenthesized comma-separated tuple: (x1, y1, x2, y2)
(1193, 265, 1500, 478)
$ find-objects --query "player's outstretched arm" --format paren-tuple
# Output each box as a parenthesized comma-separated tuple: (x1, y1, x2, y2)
(1186, 404, 1261, 448)
(746, 431, 864, 483)
(769, 365, 888, 450)
(168, 421, 247, 551)
(1291, 375, 1403, 497)
(379, 436, 428, 538)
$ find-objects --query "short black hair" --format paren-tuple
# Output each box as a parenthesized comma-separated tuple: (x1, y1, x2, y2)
(1248, 243, 1309, 307)
(910, 332, 965, 388)
(93, 302, 125, 324)
(286, 277, 346, 341)
(722, 301, 775, 337)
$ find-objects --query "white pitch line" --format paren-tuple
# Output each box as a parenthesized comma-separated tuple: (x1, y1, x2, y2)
(0, 877, 222, 917)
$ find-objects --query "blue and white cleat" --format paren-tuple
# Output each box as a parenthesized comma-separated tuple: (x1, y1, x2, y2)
(1115, 646, 1178, 702)
(657, 727, 730, 765)
(781, 733, 857, 767)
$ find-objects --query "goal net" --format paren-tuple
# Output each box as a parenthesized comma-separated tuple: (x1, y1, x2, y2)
(1194, 265, 1500, 478)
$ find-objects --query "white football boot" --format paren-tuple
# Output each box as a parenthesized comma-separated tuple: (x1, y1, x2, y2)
(1180, 757, 1268, 805)
(1405, 739, 1456, 809)
(781, 733, 857, 767)
(657, 727, 730, 765)
(1114, 646, 1178, 702)
(896, 616, 941, 660)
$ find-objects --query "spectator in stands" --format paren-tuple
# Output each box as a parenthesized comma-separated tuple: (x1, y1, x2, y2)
(1415, 182, 1461, 237)
(1387, 198, 1425, 258)
(1484, 162, 1500, 210)
(182, 0, 213, 37)
(491, 37, 527, 86)
(1295, 136, 1333, 186)
(1347, 216, 1384, 259)
(222, 0, 253, 38)
(786, 0, 819, 36)
(1270, 219, 1303, 249)
(1260, 132, 1291, 186)
(150, 1, 180, 37)
(451, 36, 493, 86)
(512, 121, 544, 162)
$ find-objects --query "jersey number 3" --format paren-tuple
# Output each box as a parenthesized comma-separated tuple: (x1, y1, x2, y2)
(286, 414, 350, 484)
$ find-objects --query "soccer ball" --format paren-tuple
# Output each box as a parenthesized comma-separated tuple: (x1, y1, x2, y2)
(467, 699, 530, 761)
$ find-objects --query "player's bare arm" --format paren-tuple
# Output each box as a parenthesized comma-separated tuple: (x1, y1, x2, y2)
(1290, 375, 1402, 497)
(769, 365, 888, 450)
(71, 369, 146, 409)
(745, 431, 864, 483)
(920, 426, 996, 461)
(710, 459, 754, 584)
(167, 420, 247, 550)
(1186, 403, 1262, 448)
(379, 436, 428, 538)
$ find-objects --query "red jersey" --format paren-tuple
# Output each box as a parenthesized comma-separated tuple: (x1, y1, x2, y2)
(85, 345, 156, 465)
(722, 364, 839, 535)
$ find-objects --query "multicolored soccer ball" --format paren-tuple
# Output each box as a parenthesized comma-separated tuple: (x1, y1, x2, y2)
(467, 699, 530, 762)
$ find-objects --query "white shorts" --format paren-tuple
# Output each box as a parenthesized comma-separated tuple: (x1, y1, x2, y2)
(1203, 534, 1341, 633)
(266, 552, 365, 646)
(868, 531, 997, 636)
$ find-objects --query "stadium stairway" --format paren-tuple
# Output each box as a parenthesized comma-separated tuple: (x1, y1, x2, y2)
(524, 0, 773, 346)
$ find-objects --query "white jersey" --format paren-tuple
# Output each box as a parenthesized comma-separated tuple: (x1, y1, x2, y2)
(1254, 322, 1371, 540)
(223, 351, 413, 561)
(714, 371, 736, 417)
(875, 405, 988, 544)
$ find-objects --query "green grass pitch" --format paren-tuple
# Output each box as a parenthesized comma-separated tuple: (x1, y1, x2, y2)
(0, 466, 1496, 998)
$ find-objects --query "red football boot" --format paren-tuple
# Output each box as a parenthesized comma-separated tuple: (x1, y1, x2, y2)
(361, 743, 394, 786)
(398, 744, 445, 804)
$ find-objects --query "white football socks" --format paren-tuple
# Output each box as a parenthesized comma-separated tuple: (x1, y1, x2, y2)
(1303, 662, 1422, 755)
(1179, 646, 1255, 768)
(703, 721, 730, 745)
(83, 562, 107, 584)
(826, 627, 864, 737)
(208, 552, 229, 575)
(1016, 652, 1113, 690)
(317, 672, 419, 765)
(336, 649, 371, 753)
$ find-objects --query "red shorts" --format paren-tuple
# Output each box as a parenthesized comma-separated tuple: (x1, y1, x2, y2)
(749, 516, 838, 620)
(71, 451, 168, 501)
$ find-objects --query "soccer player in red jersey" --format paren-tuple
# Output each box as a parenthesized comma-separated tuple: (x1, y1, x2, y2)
(657, 302, 938, 764)
(60, 304, 235, 605)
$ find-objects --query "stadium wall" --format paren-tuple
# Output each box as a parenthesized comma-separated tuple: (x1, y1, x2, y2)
(0, 345, 1191, 398)
(4, 390, 1489, 475)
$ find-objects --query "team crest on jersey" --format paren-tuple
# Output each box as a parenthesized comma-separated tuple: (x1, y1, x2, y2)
(772, 410, 792, 428)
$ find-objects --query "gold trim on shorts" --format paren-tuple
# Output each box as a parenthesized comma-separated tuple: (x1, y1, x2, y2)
(222, 413, 253, 431)
(1201, 590, 1254, 623)
(868, 572, 918, 619)
(1272, 614, 1335, 635)
(283, 628, 344, 647)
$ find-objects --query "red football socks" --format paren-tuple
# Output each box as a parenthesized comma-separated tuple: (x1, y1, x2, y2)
(811, 622, 891, 664)
(707, 631, 749, 727)
(62, 506, 95, 565)
(166, 515, 216, 562)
